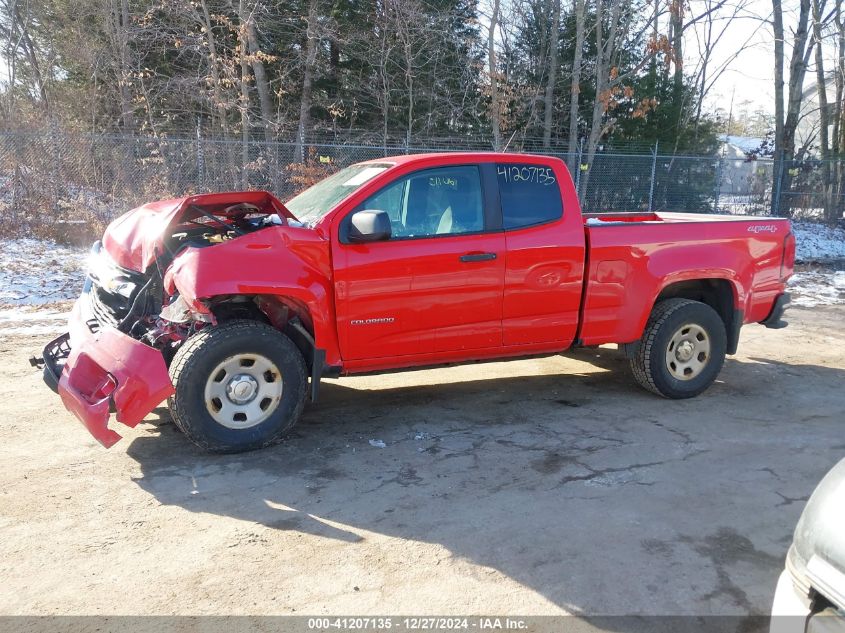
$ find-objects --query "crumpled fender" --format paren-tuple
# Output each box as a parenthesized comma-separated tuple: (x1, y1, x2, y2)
(59, 299, 175, 448)
(164, 225, 341, 366)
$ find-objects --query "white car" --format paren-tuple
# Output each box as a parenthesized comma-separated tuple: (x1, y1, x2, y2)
(771, 458, 845, 633)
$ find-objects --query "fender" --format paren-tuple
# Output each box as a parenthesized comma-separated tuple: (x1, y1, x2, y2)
(633, 244, 750, 344)
(580, 239, 751, 346)
(164, 226, 343, 367)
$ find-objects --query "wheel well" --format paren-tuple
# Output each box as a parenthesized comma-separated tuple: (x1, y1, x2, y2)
(208, 294, 313, 334)
(208, 295, 270, 324)
(206, 294, 320, 386)
(655, 279, 741, 354)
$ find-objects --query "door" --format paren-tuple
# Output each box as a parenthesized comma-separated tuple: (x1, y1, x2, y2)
(496, 162, 586, 346)
(335, 165, 506, 361)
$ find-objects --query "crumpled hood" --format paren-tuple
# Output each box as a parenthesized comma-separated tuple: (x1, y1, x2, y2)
(102, 197, 182, 272)
(101, 191, 295, 272)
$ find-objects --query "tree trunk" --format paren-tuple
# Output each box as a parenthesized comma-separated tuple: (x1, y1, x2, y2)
(833, 3, 843, 158)
(670, 0, 684, 116)
(542, 0, 560, 148)
(197, 0, 230, 138)
(580, 0, 625, 205)
(244, 8, 274, 143)
(117, 0, 134, 131)
(812, 0, 832, 220)
(13, 2, 49, 113)
(295, 0, 319, 163)
(3, 0, 20, 122)
(694, 0, 716, 133)
(771, 0, 785, 215)
(488, 0, 502, 150)
(778, 0, 812, 217)
(237, 0, 252, 189)
(567, 0, 586, 169)
(831, 2, 844, 220)
(378, 21, 391, 149)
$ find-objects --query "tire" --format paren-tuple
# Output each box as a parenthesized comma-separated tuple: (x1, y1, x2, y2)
(629, 298, 727, 399)
(167, 320, 308, 453)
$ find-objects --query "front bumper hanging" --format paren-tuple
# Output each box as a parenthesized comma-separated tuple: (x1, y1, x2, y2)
(33, 298, 175, 448)
(30, 332, 71, 394)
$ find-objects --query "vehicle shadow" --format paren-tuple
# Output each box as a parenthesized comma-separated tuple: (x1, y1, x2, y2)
(126, 351, 845, 617)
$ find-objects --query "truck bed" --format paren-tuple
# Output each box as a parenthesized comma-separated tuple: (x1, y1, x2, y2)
(579, 212, 793, 347)
(583, 211, 787, 225)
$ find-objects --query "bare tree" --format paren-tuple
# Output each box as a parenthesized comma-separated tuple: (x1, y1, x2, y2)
(488, 0, 502, 149)
(112, 0, 135, 131)
(567, 0, 587, 167)
(237, 0, 252, 187)
(244, 2, 274, 143)
(294, 0, 319, 162)
(771, 0, 812, 215)
(832, 0, 844, 219)
(833, 1, 843, 159)
(542, 0, 560, 148)
(685, 0, 758, 133)
(811, 0, 832, 218)
(669, 0, 683, 108)
(2, 0, 49, 112)
(195, 0, 231, 138)
(579, 0, 660, 202)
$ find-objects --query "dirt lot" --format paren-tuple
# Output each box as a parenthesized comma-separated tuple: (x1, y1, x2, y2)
(1, 305, 843, 616)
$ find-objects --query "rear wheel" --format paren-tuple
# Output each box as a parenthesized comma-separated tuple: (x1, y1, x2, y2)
(629, 298, 727, 399)
(168, 320, 307, 453)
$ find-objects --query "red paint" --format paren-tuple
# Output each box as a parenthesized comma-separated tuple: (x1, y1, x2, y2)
(55, 152, 793, 447)
(58, 299, 175, 447)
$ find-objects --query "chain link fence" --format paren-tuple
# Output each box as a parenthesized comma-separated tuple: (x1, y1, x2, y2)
(1, 129, 843, 242)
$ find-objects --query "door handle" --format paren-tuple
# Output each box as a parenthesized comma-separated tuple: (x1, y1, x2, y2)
(459, 252, 497, 263)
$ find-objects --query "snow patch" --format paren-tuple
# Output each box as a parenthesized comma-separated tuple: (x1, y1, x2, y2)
(0, 239, 88, 305)
(0, 304, 71, 337)
(788, 271, 845, 307)
(0, 239, 85, 336)
(792, 222, 845, 262)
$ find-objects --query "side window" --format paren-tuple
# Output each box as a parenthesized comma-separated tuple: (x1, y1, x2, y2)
(359, 166, 484, 239)
(363, 179, 406, 224)
(497, 163, 563, 229)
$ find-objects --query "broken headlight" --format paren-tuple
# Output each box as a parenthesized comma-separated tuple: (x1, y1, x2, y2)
(86, 243, 137, 300)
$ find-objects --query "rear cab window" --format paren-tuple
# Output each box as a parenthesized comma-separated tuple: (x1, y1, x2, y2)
(496, 163, 563, 230)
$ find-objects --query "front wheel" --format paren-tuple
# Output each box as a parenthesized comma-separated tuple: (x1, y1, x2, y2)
(168, 320, 308, 453)
(629, 298, 727, 399)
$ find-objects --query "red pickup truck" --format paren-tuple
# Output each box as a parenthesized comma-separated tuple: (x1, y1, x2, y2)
(33, 152, 794, 453)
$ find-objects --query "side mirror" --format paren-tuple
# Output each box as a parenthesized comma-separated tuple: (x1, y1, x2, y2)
(348, 209, 392, 243)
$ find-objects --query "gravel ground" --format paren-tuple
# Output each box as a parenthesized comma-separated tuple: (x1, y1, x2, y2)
(1, 305, 843, 616)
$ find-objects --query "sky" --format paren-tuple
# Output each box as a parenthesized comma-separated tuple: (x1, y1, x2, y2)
(693, 0, 777, 115)
(690, 0, 829, 119)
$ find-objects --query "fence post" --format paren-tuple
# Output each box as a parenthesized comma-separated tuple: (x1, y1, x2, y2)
(713, 156, 723, 213)
(648, 141, 658, 212)
(195, 120, 205, 191)
(48, 117, 62, 215)
(772, 150, 784, 217)
(575, 137, 584, 196)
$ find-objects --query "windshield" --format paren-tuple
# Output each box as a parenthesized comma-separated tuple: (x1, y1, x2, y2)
(285, 163, 391, 224)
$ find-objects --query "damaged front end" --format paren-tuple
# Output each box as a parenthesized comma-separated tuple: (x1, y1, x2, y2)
(34, 191, 295, 447)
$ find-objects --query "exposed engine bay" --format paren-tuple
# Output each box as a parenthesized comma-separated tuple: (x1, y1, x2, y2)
(165, 202, 279, 252)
